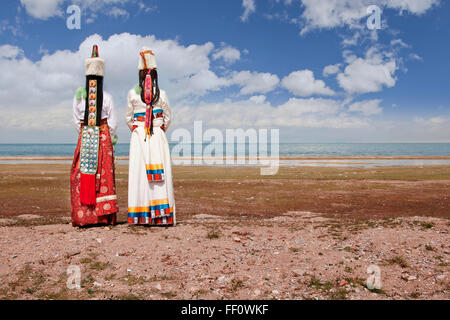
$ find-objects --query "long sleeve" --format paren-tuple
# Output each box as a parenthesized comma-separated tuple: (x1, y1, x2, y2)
(72, 95, 82, 133)
(104, 93, 118, 137)
(160, 90, 172, 130)
(125, 89, 134, 131)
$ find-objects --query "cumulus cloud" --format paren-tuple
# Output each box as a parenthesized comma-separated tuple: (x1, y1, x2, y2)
(0, 45, 24, 59)
(0, 34, 204, 131)
(174, 96, 368, 129)
(20, 0, 64, 20)
(0, 33, 287, 137)
(229, 71, 280, 95)
(281, 70, 335, 96)
(337, 48, 397, 94)
(348, 99, 383, 115)
(323, 64, 341, 77)
(241, 0, 256, 22)
(212, 45, 241, 64)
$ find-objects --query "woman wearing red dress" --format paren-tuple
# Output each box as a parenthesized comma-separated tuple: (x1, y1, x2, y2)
(70, 45, 118, 227)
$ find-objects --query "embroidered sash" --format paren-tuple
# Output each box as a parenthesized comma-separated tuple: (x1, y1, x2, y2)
(79, 76, 103, 205)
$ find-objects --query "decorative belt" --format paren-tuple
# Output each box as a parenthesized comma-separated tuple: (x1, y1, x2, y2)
(81, 119, 108, 131)
(134, 110, 163, 121)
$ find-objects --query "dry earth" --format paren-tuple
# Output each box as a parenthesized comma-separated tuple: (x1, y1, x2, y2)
(0, 213, 448, 300)
(0, 164, 449, 300)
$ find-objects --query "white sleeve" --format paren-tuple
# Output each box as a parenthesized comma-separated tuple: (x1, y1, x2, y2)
(105, 94, 117, 137)
(72, 95, 81, 133)
(160, 90, 172, 130)
(125, 89, 134, 131)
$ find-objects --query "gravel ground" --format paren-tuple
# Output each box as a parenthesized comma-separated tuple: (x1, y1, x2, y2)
(0, 212, 448, 300)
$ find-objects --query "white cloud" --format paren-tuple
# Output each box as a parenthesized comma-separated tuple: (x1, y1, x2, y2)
(414, 116, 448, 126)
(390, 39, 410, 48)
(212, 45, 241, 64)
(337, 48, 397, 94)
(20, 0, 147, 21)
(108, 7, 130, 19)
(348, 99, 383, 115)
(388, 0, 440, 15)
(241, 0, 256, 22)
(299, 0, 439, 34)
(0, 45, 24, 59)
(281, 70, 335, 96)
(323, 64, 341, 77)
(229, 71, 280, 95)
(341, 31, 361, 47)
(0, 33, 284, 136)
(409, 53, 423, 61)
(20, 0, 64, 20)
(174, 96, 368, 129)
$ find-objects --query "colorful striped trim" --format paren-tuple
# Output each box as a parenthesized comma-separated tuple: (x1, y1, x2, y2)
(134, 109, 163, 117)
(127, 215, 174, 225)
(128, 201, 174, 225)
(146, 164, 165, 181)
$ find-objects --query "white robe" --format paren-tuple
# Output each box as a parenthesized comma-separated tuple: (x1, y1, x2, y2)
(126, 88, 175, 225)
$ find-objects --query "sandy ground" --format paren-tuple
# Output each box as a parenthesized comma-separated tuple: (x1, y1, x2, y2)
(0, 164, 449, 300)
(0, 213, 448, 300)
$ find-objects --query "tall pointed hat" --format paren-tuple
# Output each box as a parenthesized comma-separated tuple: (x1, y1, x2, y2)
(85, 45, 104, 76)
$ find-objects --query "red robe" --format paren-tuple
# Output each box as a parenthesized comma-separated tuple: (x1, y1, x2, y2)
(70, 119, 118, 226)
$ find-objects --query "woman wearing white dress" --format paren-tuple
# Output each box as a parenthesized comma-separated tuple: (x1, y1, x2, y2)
(125, 47, 175, 226)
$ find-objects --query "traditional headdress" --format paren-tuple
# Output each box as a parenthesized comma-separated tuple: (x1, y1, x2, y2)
(80, 45, 104, 206)
(85, 44, 104, 76)
(138, 47, 157, 70)
(138, 47, 158, 140)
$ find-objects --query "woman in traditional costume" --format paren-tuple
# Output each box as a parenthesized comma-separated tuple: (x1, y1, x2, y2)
(70, 45, 118, 227)
(126, 47, 175, 226)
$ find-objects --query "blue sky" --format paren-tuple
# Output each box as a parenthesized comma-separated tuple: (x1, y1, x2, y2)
(0, 0, 449, 143)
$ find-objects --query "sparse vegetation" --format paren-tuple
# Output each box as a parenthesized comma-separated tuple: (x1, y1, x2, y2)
(385, 256, 409, 268)
(207, 229, 221, 239)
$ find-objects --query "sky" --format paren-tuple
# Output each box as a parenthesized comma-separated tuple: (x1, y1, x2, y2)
(0, 0, 449, 143)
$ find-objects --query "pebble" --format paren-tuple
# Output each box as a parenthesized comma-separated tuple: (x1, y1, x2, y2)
(233, 237, 241, 243)
(292, 269, 303, 277)
(254, 289, 261, 296)
(96, 238, 102, 243)
(189, 286, 198, 293)
(339, 280, 348, 286)
(272, 290, 279, 295)
(93, 281, 102, 287)
(155, 283, 162, 291)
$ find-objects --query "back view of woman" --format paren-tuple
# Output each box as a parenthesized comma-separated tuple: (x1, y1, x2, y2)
(125, 47, 175, 226)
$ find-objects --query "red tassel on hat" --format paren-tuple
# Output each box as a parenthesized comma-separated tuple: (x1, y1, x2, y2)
(80, 173, 96, 205)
